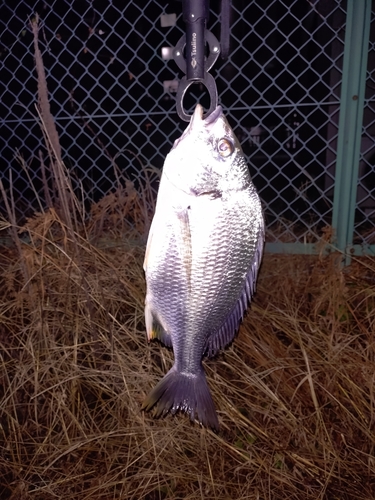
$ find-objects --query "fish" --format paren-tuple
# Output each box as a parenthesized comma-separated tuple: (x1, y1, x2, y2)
(142, 104, 264, 431)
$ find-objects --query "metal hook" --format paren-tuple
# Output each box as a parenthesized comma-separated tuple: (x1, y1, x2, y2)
(175, 73, 218, 122)
(173, 30, 221, 75)
(173, 30, 221, 121)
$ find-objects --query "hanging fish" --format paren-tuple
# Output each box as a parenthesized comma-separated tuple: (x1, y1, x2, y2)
(142, 104, 264, 430)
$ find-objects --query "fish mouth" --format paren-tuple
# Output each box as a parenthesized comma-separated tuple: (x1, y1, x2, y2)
(190, 104, 223, 130)
(172, 104, 223, 150)
(204, 105, 222, 125)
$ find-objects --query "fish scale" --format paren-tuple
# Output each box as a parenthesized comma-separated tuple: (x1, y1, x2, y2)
(142, 104, 264, 430)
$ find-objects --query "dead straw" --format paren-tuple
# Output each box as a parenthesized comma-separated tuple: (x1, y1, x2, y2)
(0, 231, 375, 499)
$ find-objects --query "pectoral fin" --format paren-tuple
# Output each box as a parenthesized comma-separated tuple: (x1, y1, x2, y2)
(176, 208, 192, 286)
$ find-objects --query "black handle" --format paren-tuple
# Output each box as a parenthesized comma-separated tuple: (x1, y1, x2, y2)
(182, 0, 209, 81)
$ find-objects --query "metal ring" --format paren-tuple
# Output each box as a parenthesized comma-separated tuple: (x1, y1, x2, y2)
(176, 73, 218, 122)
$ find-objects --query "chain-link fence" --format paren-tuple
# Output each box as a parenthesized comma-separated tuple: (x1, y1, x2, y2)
(356, 6, 375, 246)
(0, 0, 373, 250)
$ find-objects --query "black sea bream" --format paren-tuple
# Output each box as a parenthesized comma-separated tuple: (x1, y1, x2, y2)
(142, 104, 264, 430)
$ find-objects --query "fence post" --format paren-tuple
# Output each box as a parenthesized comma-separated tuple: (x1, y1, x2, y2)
(332, 0, 371, 263)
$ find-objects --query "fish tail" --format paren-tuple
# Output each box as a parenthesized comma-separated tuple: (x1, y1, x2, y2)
(142, 366, 219, 431)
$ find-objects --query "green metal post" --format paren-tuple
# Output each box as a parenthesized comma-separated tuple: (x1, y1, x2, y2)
(332, 0, 371, 263)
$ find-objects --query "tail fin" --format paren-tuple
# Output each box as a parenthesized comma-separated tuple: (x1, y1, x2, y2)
(142, 366, 219, 431)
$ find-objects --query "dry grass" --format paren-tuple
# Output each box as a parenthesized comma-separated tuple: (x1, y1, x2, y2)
(0, 193, 375, 499)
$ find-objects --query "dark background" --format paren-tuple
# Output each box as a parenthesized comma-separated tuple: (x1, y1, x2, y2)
(0, 0, 345, 240)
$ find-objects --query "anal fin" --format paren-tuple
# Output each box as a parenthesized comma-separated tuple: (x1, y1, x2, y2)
(145, 302, 172, 348)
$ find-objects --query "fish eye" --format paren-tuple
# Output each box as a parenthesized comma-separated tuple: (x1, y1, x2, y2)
(217, 138, 234, 157)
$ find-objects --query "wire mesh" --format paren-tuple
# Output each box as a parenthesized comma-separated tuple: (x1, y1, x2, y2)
(355, 5, 375, 246)
(0, 0, 358, 245)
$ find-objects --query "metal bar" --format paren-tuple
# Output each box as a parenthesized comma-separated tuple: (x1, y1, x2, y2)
(0, 237, 373, 256)
(265, 242, 320, 255)
(182, 0, 209, 81)
(332, 0, 371, 263)
(0, 101, 345, 124)
(265, 242, 375, 256)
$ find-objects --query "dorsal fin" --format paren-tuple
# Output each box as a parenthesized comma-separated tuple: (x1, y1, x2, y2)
(204, 228, 264, 357)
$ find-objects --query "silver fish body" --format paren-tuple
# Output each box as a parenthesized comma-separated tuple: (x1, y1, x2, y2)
(142, 104, 264, 430)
